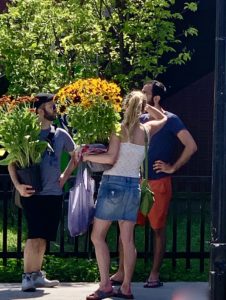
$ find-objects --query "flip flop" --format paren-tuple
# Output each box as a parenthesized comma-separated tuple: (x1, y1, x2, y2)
(86, 289, 115, 300)
(143, 279, 163, 288)
(110, 279, 123, 286)
(114, 287, 134, 299)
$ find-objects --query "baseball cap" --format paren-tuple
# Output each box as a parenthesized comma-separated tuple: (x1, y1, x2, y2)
(34, 93, 55, 109)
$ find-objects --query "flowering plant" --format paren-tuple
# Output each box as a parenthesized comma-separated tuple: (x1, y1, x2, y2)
(55, 78, 122, 145)
(0, 96, 47, 168)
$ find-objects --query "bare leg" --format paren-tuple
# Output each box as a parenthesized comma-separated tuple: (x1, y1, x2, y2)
(24, 238, 46, 273)
(148, 227, 166, 281)
(118, 221, 136, 295)
(91, 218, 112, 292)
(110, 236, 124, 282)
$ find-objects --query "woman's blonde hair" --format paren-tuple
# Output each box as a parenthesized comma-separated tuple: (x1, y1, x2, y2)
(122, 90, 146, 139)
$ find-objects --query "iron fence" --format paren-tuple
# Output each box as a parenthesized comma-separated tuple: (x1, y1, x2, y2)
(0, 174, 211, 272)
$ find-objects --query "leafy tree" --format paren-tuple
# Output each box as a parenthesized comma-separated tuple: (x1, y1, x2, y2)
(0, 0, 100, 95)
(0, 0, 198, 95)
(87, 0, 198, 89)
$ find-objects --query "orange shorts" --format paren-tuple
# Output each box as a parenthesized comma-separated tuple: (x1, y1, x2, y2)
(137, 177, 172, 229)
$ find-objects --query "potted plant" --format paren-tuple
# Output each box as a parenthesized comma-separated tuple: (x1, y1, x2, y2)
(0, 95, 48, 191)
(55, 78, 122, 145)
(55, 78, 122, 172)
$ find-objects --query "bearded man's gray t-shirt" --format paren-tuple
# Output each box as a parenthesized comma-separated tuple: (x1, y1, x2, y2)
(38, 127, 75, 195)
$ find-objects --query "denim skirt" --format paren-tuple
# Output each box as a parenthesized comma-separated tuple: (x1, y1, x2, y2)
(95, 175, 141, 222)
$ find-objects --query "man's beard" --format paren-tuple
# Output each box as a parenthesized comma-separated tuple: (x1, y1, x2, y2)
(148, 96, 154, 106)
(43, 108, 57, 121)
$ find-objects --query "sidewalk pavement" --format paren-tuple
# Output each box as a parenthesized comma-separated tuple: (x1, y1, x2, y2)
(0, 282, 209, 300)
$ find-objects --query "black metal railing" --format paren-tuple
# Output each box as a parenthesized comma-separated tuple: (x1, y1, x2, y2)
(0, 174, 211, 272)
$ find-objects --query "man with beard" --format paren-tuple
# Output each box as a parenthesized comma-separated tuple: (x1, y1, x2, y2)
(110, 81, 197, 288)
(8, 93, 77, 292)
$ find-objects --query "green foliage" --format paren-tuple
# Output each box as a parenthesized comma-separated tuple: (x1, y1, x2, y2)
(68, 102, 121, 145)
(0, 257, 208, 282)
(184, 27, 198, 37)
(0, 103, 47, 168)
(0, 0, 198, 95)
(0, 0, 100, 95)
(184, 2, 198, 12)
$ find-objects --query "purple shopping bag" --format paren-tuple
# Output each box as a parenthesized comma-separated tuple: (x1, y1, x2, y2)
(68, 162, 95, 237)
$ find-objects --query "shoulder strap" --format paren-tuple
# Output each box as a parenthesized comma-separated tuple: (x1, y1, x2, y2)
(57, 115, 69, 131)
(141, 125, 149, 180)
(46, 125, 56, 147)
(122, 123, 131, 142)
(45, 125, 56, 154)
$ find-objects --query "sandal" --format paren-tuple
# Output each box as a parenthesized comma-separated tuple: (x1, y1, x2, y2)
(143, 279, 163, 288)
(110, 279, 123, 286)
(114, 287, 134, 299)
(86, 289, 115, 300)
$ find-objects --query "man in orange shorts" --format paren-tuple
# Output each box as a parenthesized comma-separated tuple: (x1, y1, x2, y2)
(110, 80, 197, 288)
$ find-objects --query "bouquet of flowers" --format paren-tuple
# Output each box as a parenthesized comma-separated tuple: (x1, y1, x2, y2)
(0, 95, 47, 168)
(55, 78, 122, 145)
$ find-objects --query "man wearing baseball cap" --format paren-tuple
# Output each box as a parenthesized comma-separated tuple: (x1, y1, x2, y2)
(8, 92, 78, 292)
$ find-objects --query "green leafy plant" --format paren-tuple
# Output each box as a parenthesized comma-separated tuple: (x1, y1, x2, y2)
(56, 78, 122, 145)
(0, 96, 47, 168)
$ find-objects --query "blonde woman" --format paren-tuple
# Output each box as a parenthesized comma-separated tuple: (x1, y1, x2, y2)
(83, 91, 167, 300)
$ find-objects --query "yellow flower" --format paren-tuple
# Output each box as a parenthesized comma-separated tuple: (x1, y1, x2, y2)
(56, 78, 122, 112)
(55, 78, 122, 145)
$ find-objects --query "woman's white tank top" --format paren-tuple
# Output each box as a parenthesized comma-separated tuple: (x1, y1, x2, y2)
(104, 142, 145, 178)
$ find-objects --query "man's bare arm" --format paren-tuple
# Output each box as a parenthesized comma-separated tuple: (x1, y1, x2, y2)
(153, 129, 197, 174)
(59, 150, 78, 188)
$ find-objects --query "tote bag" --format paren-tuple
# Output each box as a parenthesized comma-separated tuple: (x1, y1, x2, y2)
(68, 163, 95, 236)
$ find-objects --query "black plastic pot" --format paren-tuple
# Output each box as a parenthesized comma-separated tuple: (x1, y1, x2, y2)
(16, 164, 42, 193)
